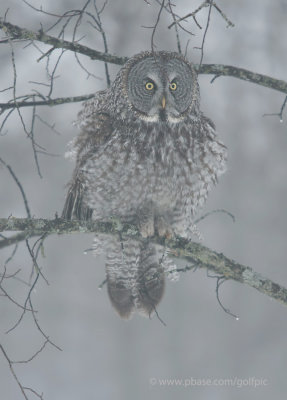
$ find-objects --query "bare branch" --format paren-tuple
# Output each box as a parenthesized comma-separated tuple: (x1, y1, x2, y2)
(263, 95, 287, 122)
(29, 102, 42, 178)
(0, 93, 95, 111)
(212, 2, 235, 28)
(166, 0, 182, 53)
(168, 0, 234, 30)
(0, 231, 35, 249)
(0, 19, 128, 64)
(197, 64, 287, 95)
(198, 0, 213, 66)
(0, 158, 31, 218)
(13, 339, 49, 364)
(194, 208, 235, 224)
(1, 20, 287, 97)
(208, 273, 239, 319)
(6, 271, 40, 334)
(151, 0, 166, 52)
(0, 277, 33, 312)
(0, 217, 287, 309)
(93, 0, 111, 87)
(0, 344, 29, 400)
(168, 0, 209, 29)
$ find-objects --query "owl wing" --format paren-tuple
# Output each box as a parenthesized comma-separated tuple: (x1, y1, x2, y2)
(62, 91, 113, 220)
(62, 174, 94, 220)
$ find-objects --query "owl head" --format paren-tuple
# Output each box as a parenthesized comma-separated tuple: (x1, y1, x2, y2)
(116, 51, 200, 124)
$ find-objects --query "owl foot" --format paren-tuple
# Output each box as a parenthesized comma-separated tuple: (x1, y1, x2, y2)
(137, 202, 155, 238)
(155, 215, 174, 239)
(139, 219, 155, 238)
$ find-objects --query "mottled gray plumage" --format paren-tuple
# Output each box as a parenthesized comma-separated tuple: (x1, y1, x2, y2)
(63, 51, 227, 319)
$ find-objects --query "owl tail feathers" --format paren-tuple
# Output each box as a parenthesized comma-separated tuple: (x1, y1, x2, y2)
(136, 263, 165, 319)
(62, 178, 93, 220)
(107, 267, 165, 320)
(106, 240, 165, 319)
(107, 283, 136, 319)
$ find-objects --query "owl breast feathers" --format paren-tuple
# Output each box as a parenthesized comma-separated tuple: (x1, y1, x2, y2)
(62, 51, 227, 318)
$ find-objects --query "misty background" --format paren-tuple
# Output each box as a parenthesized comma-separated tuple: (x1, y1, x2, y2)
(0, 0, 287, 399)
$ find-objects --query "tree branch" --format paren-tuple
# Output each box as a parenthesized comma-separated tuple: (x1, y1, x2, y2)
(196, 64, 287, 94)
(0, 19, 286, 101)
(1, 217, 287, 308)
(0, 344, 29, 400)
(0, 20, 127, 65)
(0, 94, 95, 111)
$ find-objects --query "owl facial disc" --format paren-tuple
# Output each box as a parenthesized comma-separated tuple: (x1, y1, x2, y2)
(126, 52, 197, 123)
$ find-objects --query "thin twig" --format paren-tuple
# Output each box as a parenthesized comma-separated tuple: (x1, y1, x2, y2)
(168, 0, 234, 30)
(0, 158, 31, 218)
(0, 344, 29, 400)
(29, 101, 42, 178)
(22, 387, 43, 400)
(0, 231, 35, 249)
(150, 0, 166, 52)
(194, 209, 235, 224)
(263, 95, 287, 122)
(153, 0, 194, 35)
(212, 2, 235, 28)
(21, 0, 81, 18)
(11, 339, 49, 364)
(214, 276, 238, 319)
(198, 0, 213, 66)
(28, 295, 62, 351)
(6, 272, 40, 334)
(167, 0, 182, 54)
(168, 0, 209, 29)
(207, 271, 239, 319)
(0, 281, 33, 312)
(25, 238, 49, 285)
(3, 244, 18, 269)
(71, 0, 96, 81)
(0, 93, 95, 110)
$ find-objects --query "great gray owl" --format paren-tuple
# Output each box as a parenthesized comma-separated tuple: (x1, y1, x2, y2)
(62, 51, 227, 319)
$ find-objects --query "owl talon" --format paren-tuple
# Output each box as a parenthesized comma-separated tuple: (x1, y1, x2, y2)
(139, 221, 155, 238)
(155, 215, 174, 239)
(137, 202, 155, 238)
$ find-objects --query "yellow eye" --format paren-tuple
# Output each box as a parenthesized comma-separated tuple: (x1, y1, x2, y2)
(145, 82, 154, 90)
(170, 82, 177, 91)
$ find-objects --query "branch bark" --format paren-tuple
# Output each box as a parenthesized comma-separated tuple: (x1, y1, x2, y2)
(0, 94, 95, 111)
(0, 20, 127, 65)
(1, 217, 287, 309)
(0, 19, 286, 102)
(196, 64, 287, 94)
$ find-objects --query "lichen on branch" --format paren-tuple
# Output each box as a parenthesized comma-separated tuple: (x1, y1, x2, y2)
(0, 217, 287, 308)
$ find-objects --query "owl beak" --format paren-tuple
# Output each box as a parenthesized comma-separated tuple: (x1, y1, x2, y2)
(161, 96, 166, 109)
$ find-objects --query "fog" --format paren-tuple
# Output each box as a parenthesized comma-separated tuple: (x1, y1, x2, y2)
(0, 1, 287, 399)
